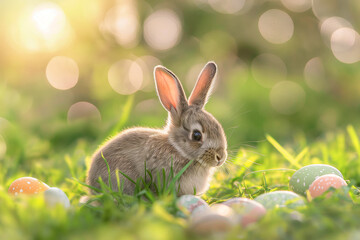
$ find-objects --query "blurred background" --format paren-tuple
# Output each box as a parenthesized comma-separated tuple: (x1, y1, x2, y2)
(0, 0, 360, 165)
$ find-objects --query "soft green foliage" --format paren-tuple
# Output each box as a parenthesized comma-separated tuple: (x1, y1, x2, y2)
(1, 112, 360, 239)
(1, 0, 360, 239)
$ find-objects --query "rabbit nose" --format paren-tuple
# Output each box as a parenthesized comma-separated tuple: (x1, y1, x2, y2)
(216, 154, 221, 161)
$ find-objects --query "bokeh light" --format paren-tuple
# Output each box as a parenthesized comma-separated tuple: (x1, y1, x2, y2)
(270, 81, 305, 115)
(0, 135, 6, 159)
(46, 56, 79, 90)
(304, 57, 327, 92)
(100, 1, 139, 48)
(10, 2, 71, 52)
(258, 9, 294, 44)
(208, 0, 246, 14)
(312, 0, 340, 20)
(281, 0, 312, 12)
(144, 9, 182, 51)
(251, 54, 287, 88)
(108, 59, 143, 95)
(135, 56, 162, 92)
(67, 102, 101, 123)
(320, 17, 352, 46)
(331, 28, 360, 64)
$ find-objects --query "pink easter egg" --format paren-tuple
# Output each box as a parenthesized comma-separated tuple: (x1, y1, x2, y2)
(309, 174, 347, 198)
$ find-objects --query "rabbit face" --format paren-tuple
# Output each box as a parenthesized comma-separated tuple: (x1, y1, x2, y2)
(168, 106, 227, 167)
(155, 61, 227, 167)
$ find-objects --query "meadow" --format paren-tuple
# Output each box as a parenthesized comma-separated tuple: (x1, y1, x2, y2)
(1, 0, 360, 239)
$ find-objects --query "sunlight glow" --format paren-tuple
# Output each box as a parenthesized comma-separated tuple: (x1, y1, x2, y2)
(11, 2, 71, 52)
(32, 3, 66, 37)
(258, 9, 294, 44)
(144, 9, 182, 51)
(46, 56, 79, 90)
(108, 60, 143, 95)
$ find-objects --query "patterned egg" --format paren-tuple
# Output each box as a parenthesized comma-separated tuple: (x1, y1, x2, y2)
(8, 177, 50, 196)
(44, 187, 71, 209)
(309, 174, 347, 198)
(222, 198, 266, 227)
(176, 195, 209, 217)
(289, 164, 343, 196)
(190, 207, 233, 234)
(254, 191, 305, 210)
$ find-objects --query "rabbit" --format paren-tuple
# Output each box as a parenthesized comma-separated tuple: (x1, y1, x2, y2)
(87, 61, 227, 196)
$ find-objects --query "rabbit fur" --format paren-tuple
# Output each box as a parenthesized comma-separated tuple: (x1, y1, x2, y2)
(87, 61, 227, 196)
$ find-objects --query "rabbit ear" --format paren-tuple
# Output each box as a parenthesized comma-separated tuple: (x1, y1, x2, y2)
(188, 61, 217, 108)
(154, 66, 188, 118)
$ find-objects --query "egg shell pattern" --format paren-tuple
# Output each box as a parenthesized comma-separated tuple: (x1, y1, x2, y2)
(289, 164, 343, 196)
(254, 191, 305, 210)
(190, 209, 233, 234)
(222, 198, 266, 227)
(44, 187, 71, 209)
(176, 195, 209, 218)
(309, 174, 347, 198)
(8, 177, 50, 196)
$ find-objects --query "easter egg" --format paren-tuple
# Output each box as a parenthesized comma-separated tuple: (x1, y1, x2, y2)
(222, 198, 266, 227)
(190, 207, 233, 234)
(44, 187, 70, 209)
(8, 177, 50, 196)
(309, 174, 347, 198)
(289, 164, 343, 196)
(254, 191, 305, 210)
(176, 195, 209, 217)
(210, 204, 235, 218)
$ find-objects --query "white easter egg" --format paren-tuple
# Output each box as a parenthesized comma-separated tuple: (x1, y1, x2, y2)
(289, 164, 343, 196)
(254, 191, 305, 209)
(44, 187, 70, 209)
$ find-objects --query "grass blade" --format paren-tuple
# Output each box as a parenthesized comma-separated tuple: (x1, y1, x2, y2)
(101, 152, 113, 190)
(266, 134, 301, 168)
(165, 159, 194, 195)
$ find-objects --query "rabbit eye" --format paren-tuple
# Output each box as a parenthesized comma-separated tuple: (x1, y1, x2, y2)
(192, 130, 202, 141)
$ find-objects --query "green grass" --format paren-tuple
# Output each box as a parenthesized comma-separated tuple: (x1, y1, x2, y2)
(1, 121, 360, 240)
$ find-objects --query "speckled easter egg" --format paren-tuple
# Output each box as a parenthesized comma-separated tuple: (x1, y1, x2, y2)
(222, 198, 266, 227)
(289, 164, 343, 196)
(254, 191, 305, 210)
(190, 207, 233, 234)
(44, 187, 70, 209)
(309, 174, 347, 198)
(176, 195, 209, 217)
(8, 177, 50, 196)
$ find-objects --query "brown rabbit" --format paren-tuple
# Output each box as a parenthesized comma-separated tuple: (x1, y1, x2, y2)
(87, 62, 227, 196)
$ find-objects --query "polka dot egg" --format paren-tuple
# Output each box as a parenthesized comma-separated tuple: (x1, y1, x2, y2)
(309, 174, 347, 198)
(8, 177, 50, 196)
(176, 195, 209, 217)
(289, 164, 343, 196)
(254, 191, 305, 210)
